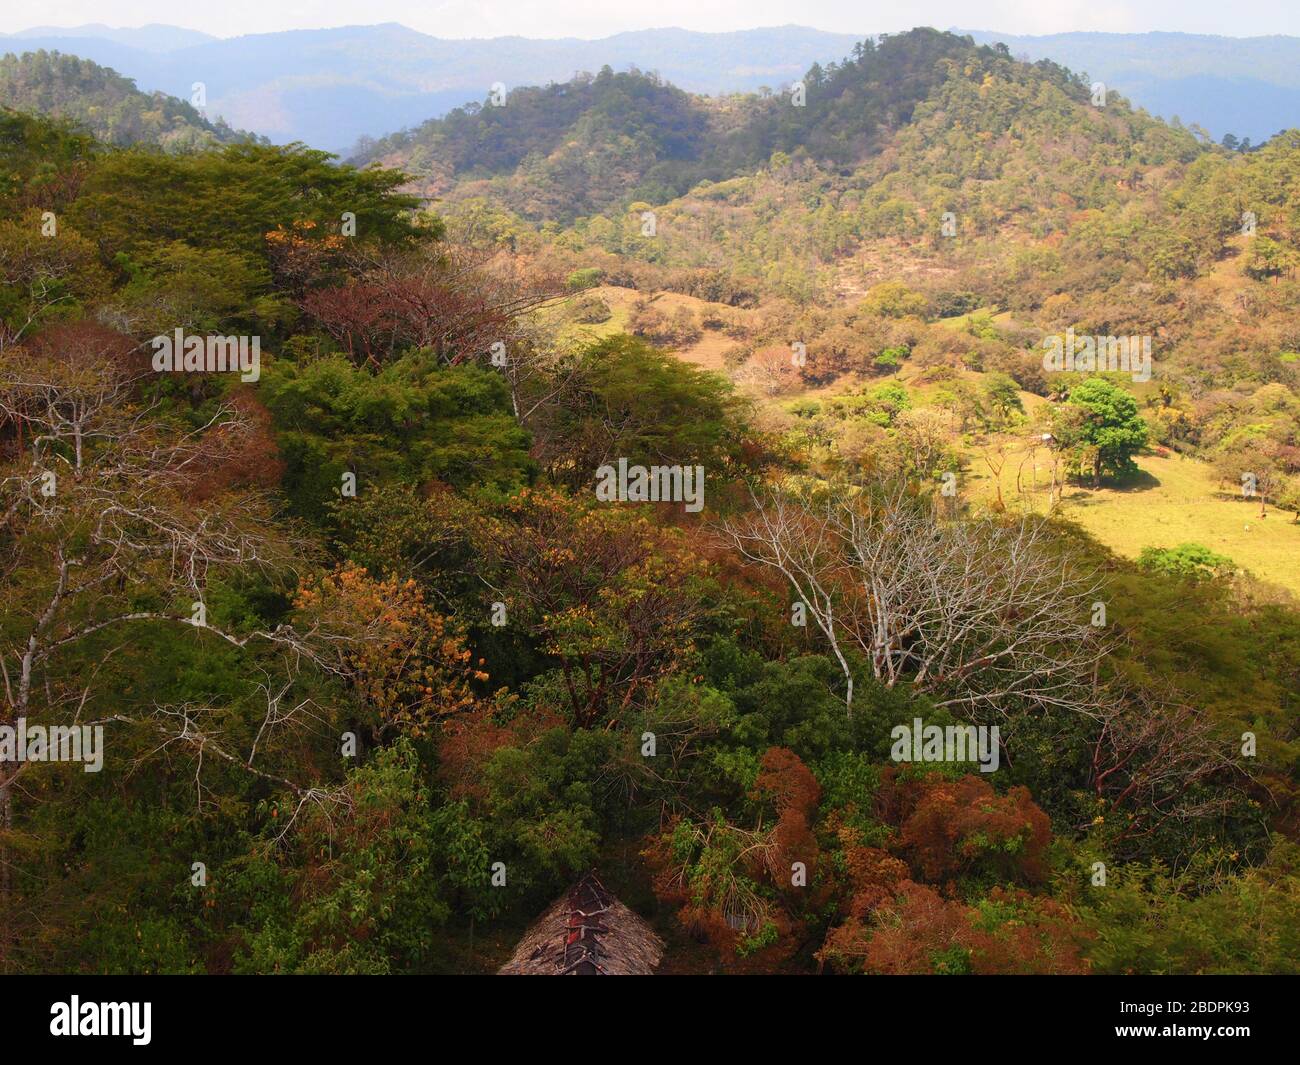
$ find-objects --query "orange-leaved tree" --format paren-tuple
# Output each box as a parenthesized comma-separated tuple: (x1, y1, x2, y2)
(293, 564, 487, 739)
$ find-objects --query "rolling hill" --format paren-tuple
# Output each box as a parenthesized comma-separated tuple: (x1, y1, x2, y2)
(0, 50, 253, 148)
(3, 22, 1299, 152)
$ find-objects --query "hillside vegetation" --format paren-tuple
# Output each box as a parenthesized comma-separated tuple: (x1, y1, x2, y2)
(0, 50, 255, 149)
(1, 29, 1298, 978)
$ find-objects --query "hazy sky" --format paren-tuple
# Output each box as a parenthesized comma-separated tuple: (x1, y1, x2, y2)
(3, 0, 1298, 39)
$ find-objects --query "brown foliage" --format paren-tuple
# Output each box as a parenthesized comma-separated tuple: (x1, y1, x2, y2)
(838, 837, 910, 918)
(643, 748, 825, 969)
(821, 881, 1090, 975)
(755, 746, 822, 881)
(300, 244, 560, 369)
(435, 704, 563, 803)
(877, 769, 1052, 884)
(187, 389, 285, 501)
(23, 320, 142, 372)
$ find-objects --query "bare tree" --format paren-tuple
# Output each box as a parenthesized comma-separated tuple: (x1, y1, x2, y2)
(982, 444, 1007, 511)
(720, 480, 1244, 852)
(1085, 686, 1246, 853)
(0, 328, 342, 966)
(103, 682, 351, 843)
(734, 346, 800, 396)
(720, 480, 1109, 720)
(717, 483, 859, 709)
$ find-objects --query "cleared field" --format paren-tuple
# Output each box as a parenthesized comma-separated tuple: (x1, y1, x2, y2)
(540, 286, 750, 373)
(965, 442, 1300, 597)
(545, 290, 1299, 596)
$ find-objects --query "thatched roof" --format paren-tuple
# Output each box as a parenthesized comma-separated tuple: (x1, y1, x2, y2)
(498, 872, 665, 975)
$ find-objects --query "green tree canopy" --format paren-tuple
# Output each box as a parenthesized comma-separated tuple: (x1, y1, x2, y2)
(1054, 377, 1149, 484)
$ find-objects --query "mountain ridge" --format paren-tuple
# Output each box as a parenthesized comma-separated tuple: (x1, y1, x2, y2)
(4, 23, 1298, 151)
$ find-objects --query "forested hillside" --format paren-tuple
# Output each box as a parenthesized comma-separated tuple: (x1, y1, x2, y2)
(1, 28, 1298, 978)
(0, 50, 253, 149)
(355, 29, 999, 220)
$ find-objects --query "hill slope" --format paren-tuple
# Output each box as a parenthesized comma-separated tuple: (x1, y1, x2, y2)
(965, 29, 1300, 143)
(0, 50, 253, 148)
(354, 30, 1003, 222)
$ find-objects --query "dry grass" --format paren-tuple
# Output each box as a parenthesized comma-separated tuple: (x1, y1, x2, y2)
(543, 286, 1300, 597)
(965, 441, 1300, 596)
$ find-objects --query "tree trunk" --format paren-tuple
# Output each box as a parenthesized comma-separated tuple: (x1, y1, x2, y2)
(0, 774, 12, 973)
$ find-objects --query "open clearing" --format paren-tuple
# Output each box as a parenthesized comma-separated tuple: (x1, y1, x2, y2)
(965, 442, 1300, 597)
(548, 290, 1299, 597)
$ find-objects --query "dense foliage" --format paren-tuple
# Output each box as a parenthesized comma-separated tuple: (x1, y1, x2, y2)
(2, 28, 1297, 977)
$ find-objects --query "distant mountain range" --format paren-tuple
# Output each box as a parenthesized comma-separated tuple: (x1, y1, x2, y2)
(1, 23, 1298, 152)
(6, 23, 217, 52)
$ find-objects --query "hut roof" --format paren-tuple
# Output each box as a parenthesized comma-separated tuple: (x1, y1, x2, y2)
(498, 872, 664, 975)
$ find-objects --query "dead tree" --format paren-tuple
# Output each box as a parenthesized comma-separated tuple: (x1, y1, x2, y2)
(720, 480, 1109, 721)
